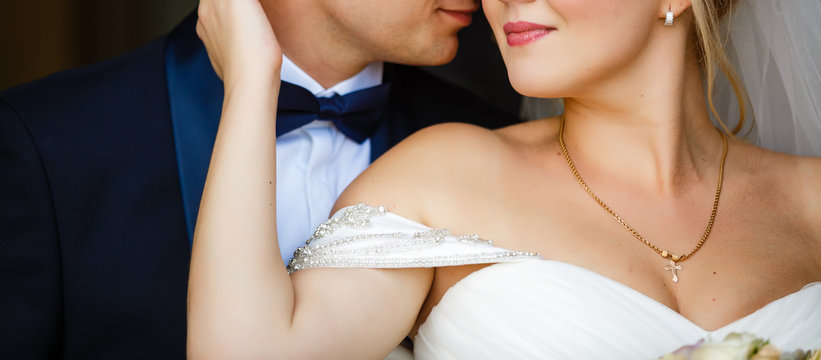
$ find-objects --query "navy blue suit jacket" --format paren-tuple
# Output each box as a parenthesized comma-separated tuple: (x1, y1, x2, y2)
(0, 14, 519, 359)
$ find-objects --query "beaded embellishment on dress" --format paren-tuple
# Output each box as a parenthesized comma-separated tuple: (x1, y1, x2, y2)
(287, 203, 539, 273)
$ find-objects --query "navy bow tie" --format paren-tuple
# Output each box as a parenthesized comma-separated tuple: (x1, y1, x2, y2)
(276, 81, 392, 143)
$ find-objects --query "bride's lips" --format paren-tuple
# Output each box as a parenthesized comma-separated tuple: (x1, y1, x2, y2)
(503, 21, 555, 46)
(439, 6, 479, 26)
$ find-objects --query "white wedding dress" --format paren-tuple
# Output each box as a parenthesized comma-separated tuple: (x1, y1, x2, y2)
(288, 204, 821, 359)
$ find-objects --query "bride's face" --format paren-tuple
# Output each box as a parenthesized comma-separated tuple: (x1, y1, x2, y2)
(483, 0, 662, 98)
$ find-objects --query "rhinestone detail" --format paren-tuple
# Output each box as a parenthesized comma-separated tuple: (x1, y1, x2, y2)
(287, 203, 540, 274)
(308, 203, 387, 244)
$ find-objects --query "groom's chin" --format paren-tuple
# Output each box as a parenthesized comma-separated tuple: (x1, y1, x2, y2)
(422, 44, 459, 66)
(391, 37, 460, 67)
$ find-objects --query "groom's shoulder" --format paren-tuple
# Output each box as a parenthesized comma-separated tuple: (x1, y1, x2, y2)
(0, 36, 169, 125)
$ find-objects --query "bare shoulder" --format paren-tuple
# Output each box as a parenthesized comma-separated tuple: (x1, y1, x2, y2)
(789, 153, 821, 247)
(733, 141, 821, 232)
(332, 123, 515, 221)
(794, 153, 821, 220)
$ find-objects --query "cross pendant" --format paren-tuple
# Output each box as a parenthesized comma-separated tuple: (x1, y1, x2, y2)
(664, 259, 683, 283)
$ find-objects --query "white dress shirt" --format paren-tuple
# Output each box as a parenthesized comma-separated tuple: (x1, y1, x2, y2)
(276, 55, 384, 263)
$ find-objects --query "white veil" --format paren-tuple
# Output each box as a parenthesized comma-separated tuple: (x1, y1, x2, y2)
(521, 0, 821, 157)
(715, 0, 821, 157)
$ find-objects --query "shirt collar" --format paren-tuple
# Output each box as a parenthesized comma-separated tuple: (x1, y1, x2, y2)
(280, 55, 384, 98)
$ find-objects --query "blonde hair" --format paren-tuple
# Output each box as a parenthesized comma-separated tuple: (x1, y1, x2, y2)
(689, 0, 747, 136)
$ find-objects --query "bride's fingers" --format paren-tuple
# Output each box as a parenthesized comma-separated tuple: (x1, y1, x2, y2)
(196, 0, 282, 84)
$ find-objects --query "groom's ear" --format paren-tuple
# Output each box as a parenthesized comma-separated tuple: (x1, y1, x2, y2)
(657, 1, 692, 20)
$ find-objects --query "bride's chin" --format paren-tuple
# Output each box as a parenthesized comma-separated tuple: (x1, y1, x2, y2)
(504, 62, 566, 98)
(507, 76, 565, 99)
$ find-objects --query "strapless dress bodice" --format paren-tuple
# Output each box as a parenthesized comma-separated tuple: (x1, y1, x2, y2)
(288, 204, 821, 359)
(414, 260, 821, 359)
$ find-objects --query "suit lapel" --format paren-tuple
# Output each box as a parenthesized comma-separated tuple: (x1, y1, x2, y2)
(369, 104, 392, 162)
(164, 23, 420, 244)
(165, 13, 223, 246)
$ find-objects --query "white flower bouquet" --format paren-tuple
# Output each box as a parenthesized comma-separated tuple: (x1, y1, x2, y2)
(659, 333, 821, 360)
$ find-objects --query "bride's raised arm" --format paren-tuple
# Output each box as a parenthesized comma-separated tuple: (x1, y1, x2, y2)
(186, 1, 432, 358)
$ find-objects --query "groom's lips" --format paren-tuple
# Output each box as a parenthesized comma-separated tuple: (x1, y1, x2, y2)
(439, 6, 479, 26)
(503, 21, 555, 46)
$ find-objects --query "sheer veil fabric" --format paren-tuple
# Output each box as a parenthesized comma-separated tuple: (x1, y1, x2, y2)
(715, 0, 821, 156)
(521, 0, 821, 157)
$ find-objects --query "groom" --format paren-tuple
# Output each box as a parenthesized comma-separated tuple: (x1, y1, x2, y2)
(0, 0, 518, 359)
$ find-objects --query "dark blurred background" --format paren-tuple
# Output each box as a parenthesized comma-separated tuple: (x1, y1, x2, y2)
(0, 1, 196, 91)
(0, 2, 519, 114)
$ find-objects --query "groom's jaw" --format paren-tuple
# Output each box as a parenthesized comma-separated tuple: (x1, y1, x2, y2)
(262, 0, 480, 85)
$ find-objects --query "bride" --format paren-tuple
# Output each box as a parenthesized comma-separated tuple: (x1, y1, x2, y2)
(187, 0, 821, 358)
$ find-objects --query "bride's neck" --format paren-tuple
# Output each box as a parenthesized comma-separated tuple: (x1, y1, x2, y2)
(560, 49, 724, 197)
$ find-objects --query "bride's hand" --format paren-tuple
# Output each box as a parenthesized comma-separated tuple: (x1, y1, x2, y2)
(195, 0, 282, 87)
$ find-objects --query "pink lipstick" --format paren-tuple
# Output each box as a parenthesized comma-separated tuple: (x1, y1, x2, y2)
(503, 21, 555, 46)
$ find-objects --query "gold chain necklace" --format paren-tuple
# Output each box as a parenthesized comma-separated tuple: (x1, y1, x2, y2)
(557, 115, 728, 283)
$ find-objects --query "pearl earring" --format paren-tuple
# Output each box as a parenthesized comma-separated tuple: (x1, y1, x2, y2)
(664, 6, 674, 26)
